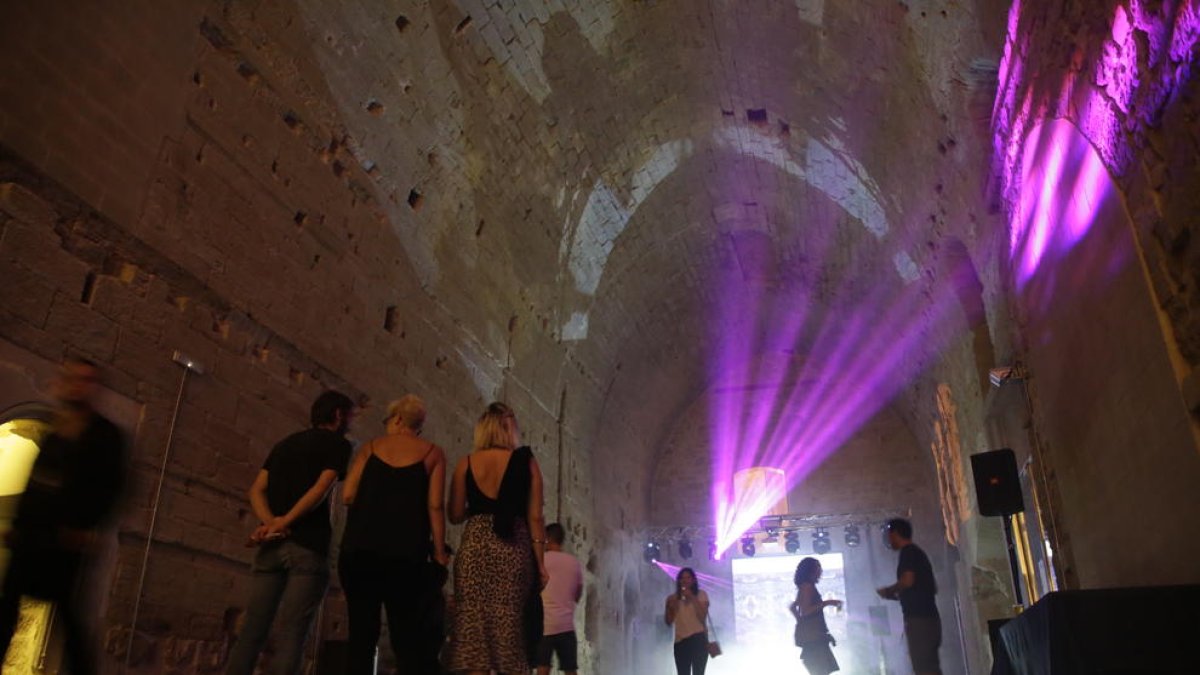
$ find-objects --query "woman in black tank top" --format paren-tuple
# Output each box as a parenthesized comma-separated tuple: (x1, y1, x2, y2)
(339, 395, 447, 675)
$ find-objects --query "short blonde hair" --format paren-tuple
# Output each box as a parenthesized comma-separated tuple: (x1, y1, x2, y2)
(473, 402, 518, 450)
(386, 395, 426, 431)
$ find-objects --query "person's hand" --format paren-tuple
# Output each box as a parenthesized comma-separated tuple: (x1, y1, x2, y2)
(679, 587, 694, 603)
(248, 524, 271, 545)
(266, 516, 290, 537)
(538, 566, 550, 590)
(876, 586, 895, 600)
(434, 550, 450, 567)
(827, 599, 844, 611)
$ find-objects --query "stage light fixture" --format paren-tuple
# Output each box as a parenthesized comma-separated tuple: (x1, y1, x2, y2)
(812, 528, 832, 554)
(844, 525, 861, 547)
(644, 541, 660, 564)
(784, 530, 801, 554)
(708, 541, 720, 561)
(678, 538, 693, 560)
(741, 536, 756, 557)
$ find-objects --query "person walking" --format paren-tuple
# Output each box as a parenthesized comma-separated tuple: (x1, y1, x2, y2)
(877, 518, 942, 675)
(534, 522, 583, 675)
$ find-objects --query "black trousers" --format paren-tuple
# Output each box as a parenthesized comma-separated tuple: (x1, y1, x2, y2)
(673, 632, 709, 675)
(339, 550, 443, 675)
(0, 547, 93, 675)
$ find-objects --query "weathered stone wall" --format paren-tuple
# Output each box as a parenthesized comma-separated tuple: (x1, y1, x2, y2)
(989, 0, 1200, 590)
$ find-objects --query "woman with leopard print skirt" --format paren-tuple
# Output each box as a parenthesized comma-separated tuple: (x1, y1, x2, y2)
(446, 402, 549, 674)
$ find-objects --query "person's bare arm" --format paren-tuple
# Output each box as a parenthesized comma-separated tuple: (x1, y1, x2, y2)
(248, 469, 274, 525)
(878, 570, 916, 599)
(665, 594, 679, 625)
(273, 469, 338, 533)
(427, 446, 448, 565)
(696, 591, 710, 624)
(342, 443, 372, 505)
(448, 457, 468, 525)
(528, 457, 548, 583)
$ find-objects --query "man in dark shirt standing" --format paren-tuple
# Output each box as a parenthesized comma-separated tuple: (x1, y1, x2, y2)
(226, 391, 355, 675)
(0, 356, 126, 675)
(877, 518, 941, 675)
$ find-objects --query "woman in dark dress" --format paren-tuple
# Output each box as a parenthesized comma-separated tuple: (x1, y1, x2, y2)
(791, 557, 842, 675)
(340, 395, 448, 674)
(446, 402, 548, 675)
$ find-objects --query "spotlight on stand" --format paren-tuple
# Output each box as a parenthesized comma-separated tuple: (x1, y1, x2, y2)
(784, 530, 801, 554)
(644, 541, 660, 564)
(844, 525, 861, 547)
(708, 540, 720, 561)
(812, 528, 832, 554)
(741, 536, 756, 557)
(678, 538, 693, 560)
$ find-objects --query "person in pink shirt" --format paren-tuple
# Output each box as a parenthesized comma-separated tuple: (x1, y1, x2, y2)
(534, 523, 583, 674)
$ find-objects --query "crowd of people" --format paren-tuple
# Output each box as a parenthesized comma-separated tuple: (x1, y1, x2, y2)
(0, 363, 941, 675)
(226, 391, 585, 675)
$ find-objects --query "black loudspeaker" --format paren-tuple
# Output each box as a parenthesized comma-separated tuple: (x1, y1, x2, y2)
(971, 448, 1024, 516)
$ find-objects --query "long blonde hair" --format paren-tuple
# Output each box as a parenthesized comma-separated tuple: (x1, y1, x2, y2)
(473, 401, 518, 450)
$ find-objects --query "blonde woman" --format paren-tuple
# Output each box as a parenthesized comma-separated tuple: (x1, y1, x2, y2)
(446, 402, 548, 675)
(340, 395, 447, 674)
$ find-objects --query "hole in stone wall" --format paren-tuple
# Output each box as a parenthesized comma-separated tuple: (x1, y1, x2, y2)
(454, 16, 473, 35)
(192, 71, 203, 86)
(435, 356, 448, 369)
(235, 62, 259, 85)
(747, 108, 768, 124)
(508, 315, 518, 333)
(366, 100, 385, 116)
(80, 272, 97, 304)
(332, 161, 346, 178)
(407, 189, 424, 211)
(721, 108, 735, 117)
(384, 306, 398, 333)
(779, 120, 791, 137)
(396, 15, 410, 32)
(282, 111, 304, 134)
(294, 211, 308, 226)
(475, 219, 485, 237)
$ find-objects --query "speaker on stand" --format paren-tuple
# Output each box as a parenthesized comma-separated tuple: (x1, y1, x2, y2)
(971, 448, 1025, 604)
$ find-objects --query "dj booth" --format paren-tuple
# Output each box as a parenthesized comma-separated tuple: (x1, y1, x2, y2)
(991, 585, 1200, 675)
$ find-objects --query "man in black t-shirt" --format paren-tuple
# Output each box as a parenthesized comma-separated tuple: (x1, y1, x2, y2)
(226, 391, 354, 675)
(0, 357, 125, 675)
(877, 518, 941, 675)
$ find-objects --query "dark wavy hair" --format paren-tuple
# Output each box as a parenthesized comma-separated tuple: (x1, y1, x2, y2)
(794, 557, 821, 587)
(676, 567, 699, 596)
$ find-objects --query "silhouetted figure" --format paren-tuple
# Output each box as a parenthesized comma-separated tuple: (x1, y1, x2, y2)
(340, 395, 447, 674)
(535, 522, 583, 675)
(664, 567, 709, 675)
(226, 391, 354, 675)
(446, 402, 548, 675)
(877, 518, 941, 675)
(791, 557, 842, 675)
(0, 357, 126, 675)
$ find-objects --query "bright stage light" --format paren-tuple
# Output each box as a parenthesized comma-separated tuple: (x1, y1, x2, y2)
(812, 528, 832, 554)
(643, 542, 660, 564)
(708, 540, 720, 561)
(678, 538, 693, 560)
(740, 537, 756, 557)
(784, 530, 800, 554)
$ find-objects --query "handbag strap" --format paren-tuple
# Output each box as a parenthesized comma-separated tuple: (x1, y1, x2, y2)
(705, 613, 718, 641)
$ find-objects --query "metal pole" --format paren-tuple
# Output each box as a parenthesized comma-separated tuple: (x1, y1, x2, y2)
(1002, 515, 1025, 607)
(124, 352, 203, 671)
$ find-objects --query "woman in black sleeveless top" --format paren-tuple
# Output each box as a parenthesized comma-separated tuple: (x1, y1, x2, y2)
(791, 557, 842, 675)
(340, 395, 447, 675)
(446, 402, 548, 675)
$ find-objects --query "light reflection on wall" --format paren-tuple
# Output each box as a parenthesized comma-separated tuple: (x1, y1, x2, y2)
(994, 0, 1200, 284)
(1010, 120, 1112, 288)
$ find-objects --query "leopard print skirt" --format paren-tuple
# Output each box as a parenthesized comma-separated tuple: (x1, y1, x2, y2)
(447, 514, 534, 673)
